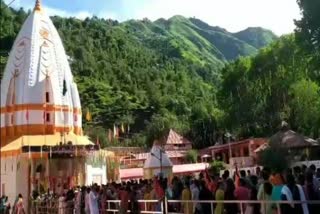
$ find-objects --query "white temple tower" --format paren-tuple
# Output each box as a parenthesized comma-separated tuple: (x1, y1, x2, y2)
(0, 1, 98, 208)
(0, 0, 82, 146)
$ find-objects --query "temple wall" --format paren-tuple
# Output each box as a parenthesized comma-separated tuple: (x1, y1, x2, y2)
(0, 156, 18, 208)
(16, 156, 29, 211)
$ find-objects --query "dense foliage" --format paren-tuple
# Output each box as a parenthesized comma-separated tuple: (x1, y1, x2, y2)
(0, 0, 319, 149)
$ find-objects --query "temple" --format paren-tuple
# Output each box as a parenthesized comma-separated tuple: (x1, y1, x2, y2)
(1, 0, 82, 144)
(0, 1, 104, 209)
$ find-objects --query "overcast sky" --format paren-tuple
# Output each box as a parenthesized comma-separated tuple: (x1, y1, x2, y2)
(4, 0, 302, 35)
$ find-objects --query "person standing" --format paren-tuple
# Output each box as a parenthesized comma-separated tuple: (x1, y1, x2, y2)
(15, 194, 25, 214)
(191, 180, 200, 214)
(58, 193, 66, 214)
(234, 178, 250, 213)
(199, 180, 213, 214)
(119, 185, 130, 214)
(181, 181, 192, 214)
(89, 185, 99, 214)
(215, 182, 225, 214)
(85, 188, 91, 214)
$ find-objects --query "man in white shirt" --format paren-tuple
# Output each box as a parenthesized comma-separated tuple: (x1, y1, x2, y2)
(89, 185, 99, 214)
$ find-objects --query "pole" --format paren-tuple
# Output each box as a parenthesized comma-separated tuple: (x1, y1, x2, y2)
(228, 136, 231, 164)
(160, 148, 162, 177)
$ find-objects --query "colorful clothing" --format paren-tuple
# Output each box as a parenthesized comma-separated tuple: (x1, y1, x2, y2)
(181, 188, 192, 214)
(215, 189, 224, 214)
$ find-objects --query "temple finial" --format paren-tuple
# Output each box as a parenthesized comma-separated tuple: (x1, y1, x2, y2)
(34, 0, 41, 11)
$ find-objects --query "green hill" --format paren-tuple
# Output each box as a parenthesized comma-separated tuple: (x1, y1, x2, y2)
(120, 16, 277, 65)
(233, 27, 278, 49)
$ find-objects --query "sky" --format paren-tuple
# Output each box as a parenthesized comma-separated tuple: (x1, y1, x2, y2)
(4, 0, 302, 36)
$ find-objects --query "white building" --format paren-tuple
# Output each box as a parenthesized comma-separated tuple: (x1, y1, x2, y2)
(0, 0, 106, 210)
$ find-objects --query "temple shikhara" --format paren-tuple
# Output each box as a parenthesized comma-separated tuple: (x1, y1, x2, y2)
(0, 0, 106, 209)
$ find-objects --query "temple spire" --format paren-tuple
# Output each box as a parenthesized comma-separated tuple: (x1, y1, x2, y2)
(34, 0, 41, 11)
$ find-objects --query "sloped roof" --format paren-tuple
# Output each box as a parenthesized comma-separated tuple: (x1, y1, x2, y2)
(1, 133, 93, 153)
(143, 145, 173, 168)
(165, 129, 191, 145)
(134, 150, 187, 160)
(270, 129, 318, 148)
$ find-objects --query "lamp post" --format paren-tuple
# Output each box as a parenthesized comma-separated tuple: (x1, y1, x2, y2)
(225, 132, 232, 164)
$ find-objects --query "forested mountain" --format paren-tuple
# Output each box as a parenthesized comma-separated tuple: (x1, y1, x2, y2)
(1, 0, 319, 148)
(122, 16, 277, 64)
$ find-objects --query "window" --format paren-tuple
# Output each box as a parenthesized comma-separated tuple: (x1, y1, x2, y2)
(46, 92, 50, 103)
(46, 113, 50, 122)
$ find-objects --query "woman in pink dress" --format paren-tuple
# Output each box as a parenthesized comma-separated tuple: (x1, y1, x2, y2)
(15, 194, 25, 214)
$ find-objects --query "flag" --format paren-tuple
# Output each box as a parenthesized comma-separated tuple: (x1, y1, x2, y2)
(85, 109, 91, 121)
(113, 124, 117, 138)
(305, 148, 310, 159)
(96, 137, 100, 147)
(121, 123, 125, 133)
(108, 129, 112, 142)
(62, 79, 67, 96)
(235, 164, 240, 188)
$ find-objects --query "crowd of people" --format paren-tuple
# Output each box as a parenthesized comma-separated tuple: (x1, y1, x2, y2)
(2, 164, 320, 214)
(0, 194, 25, 214)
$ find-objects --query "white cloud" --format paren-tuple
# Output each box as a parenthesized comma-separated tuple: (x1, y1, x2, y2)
(44, 6, 92, 20)
(127, 0, 301, 35)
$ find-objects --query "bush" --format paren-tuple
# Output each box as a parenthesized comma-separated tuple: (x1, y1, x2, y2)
(210, 160, 225, 175)
(258, 144, 289, 173)
(185, 149, 198, 163)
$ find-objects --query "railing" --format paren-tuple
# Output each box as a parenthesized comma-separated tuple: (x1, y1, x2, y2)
(31, 199, 320, 214)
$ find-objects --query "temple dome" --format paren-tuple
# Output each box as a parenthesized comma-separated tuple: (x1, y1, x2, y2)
(1, 1, 82, 145)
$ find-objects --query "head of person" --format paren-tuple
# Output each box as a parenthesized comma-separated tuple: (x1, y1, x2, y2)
(297, 174, 305, 186)
(286, 173, 295, 187)
(310, 164, 316, 173)
(263, 182, 273, 196)
(240, 170, 246, 178)
(250, 175, 258, 187)
(224, 170, 230, 178)
(293, 166, 301, 175)
(247, 170, 251, 176)
(184, 180, 190, 189)
(306, 170, 314, 184)
(256, 167, 261, 176)
(193, 179, 199, 188)
(239, 178, 246, 187)
(316, 168, 320, 178)
(18, 194, 23, 199)
(302, 164, 307, 173)
(217, 181, 224, 190)
(199, 180, 206, 190)
(261, 169, 270, 181)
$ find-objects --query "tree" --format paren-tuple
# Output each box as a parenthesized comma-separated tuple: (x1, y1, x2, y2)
(258, 142, 289, 173)
(289, 79, 320, 138)
(295, 0, 320, 52)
